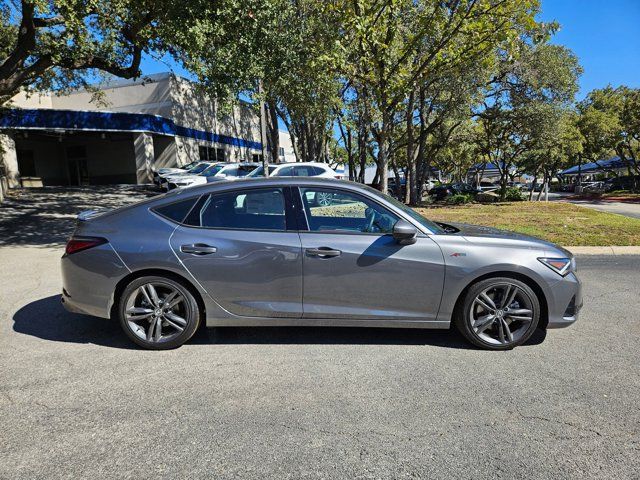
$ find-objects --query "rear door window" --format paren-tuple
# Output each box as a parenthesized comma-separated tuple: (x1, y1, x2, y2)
(185, 188, 287, 231)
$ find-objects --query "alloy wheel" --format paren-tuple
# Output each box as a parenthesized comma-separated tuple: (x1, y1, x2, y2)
(124, 282, 189, 343)
(315, 192, 333, 207)
(469, 282, 534, 346)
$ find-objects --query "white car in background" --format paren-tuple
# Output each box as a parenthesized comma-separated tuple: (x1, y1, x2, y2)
(158, 162, 213, 189)
(166, 162, 260, 190)
(246, 162, 343, 180)
(153, 160, 202, 186)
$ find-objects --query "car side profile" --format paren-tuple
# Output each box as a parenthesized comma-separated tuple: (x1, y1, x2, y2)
(61, 177, 581, 351)
(246, 162, 342, 179)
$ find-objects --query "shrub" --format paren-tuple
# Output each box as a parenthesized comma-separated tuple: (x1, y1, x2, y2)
(504, 187, 525, 201)
(447, 193, 474, 205)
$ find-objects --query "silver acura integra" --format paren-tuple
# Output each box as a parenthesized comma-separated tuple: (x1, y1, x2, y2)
(61, 177, 582, 350)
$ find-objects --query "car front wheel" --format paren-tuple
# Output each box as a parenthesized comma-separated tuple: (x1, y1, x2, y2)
(455, 277, 540, 350)
(118, 276, 201, 350)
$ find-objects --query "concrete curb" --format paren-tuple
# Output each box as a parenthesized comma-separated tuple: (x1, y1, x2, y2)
(564, 246, 640, 255)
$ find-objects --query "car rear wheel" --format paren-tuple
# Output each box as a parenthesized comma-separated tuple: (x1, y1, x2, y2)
(455, 277, 540, 350)
(118, 276, 200, 350)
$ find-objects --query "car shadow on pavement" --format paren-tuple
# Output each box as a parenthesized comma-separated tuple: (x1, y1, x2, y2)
(191, 325, 546, 349)
(12, 295, 136, 349)
(14, 295, 547, 350)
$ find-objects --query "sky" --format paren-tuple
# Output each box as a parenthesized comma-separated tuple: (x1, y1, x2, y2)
(538, 0, 640, 98)
(140, 0, 640, 100)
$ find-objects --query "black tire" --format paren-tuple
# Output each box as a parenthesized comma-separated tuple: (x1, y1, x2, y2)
(454, 277, 540, 350)
(118, 275, 201, 350)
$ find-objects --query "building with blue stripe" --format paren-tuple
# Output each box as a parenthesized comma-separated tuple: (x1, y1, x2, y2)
(0, 73, 293, 186)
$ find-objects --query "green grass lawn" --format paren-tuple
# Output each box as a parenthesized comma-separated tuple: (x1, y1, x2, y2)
(415, 202, 640, 246)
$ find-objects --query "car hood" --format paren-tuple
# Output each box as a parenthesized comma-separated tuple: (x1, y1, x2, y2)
(170, 174, 202, 182)
(440, 222, 572, 257)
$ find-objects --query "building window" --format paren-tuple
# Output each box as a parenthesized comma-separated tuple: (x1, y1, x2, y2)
(199, 145, 226, 162)
(17, 150, 36, 177)
(252, 154, 264, 163)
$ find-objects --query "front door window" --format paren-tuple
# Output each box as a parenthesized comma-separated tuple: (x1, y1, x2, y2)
(299, 187, 399, 234)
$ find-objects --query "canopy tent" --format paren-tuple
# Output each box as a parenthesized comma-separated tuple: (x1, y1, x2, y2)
(558, 157, 634, 176)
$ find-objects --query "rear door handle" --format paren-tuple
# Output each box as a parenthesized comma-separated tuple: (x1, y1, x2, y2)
(305, 247, 342, 258)
(181, 243, 217, 255)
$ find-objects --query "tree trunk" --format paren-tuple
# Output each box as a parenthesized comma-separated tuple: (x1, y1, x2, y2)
(406, 90, 417, 205)
(267, 100, 280, 163)
(536, 173, 547, 201)
(377, 128, 390, 194)
(357, 90, 369, 184)
(528, 174, 537, 201)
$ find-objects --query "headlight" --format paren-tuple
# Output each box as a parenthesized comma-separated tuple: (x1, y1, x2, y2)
(538, 257, 574, 276)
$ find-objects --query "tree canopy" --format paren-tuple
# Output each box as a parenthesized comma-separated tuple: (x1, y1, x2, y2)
(2, 0, 639, 196)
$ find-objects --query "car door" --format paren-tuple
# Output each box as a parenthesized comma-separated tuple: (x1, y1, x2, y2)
(296, 186, 445, 321)
(169, 186, 303, 318)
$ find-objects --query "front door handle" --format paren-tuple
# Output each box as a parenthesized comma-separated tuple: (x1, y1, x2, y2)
(306, 247, 342, 258)
(181, 243, 217, 255)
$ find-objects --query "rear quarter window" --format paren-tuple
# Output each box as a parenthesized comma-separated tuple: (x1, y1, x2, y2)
(152, 197, 198, 223)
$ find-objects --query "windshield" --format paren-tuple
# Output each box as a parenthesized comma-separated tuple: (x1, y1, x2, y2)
(201, 165, 224, 177)
(362, 185, 444, 234)
(246, 165, 277, 177)
(187, 163, 210, 174)
(181, 161, 199, 170)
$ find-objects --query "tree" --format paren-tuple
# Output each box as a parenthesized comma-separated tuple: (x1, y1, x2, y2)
(475, 43, 581, 199)
(336, 0, 548, 195)
(0, 0, 286, 105)
(521, 107, 582, 200)
(578, 87, 640, 190)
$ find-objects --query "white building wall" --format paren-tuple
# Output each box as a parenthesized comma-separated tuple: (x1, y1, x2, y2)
(279, 131, 296, 162)
(49, 75, 174, 117)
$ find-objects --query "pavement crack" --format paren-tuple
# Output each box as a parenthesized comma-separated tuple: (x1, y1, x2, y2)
(512, 409, 602, 437)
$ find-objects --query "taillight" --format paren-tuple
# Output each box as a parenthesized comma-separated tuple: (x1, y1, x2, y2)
(65, 236, 108, 255)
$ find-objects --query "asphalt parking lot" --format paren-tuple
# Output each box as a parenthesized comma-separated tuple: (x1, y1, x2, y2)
(1, 188, 639, 479)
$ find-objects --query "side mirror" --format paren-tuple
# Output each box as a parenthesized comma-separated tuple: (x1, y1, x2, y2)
(393, 219, 418, 245)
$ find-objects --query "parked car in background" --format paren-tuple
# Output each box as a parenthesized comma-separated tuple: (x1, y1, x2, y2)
(158, 162, 213, 189)
(167, 162, 260, 190)
(604, 175, 635, 192)
(61, 177, 581, 351)
(246, 162, 342, 179)
(429, 182, 480, 200)
(387, 177, 406, 200)
(581, 181, 605, 193)
(477, 181, 499, 191)
(153, 161, 201, 187)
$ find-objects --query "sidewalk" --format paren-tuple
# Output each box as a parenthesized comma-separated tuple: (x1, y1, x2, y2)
(566, 246, 640, 255)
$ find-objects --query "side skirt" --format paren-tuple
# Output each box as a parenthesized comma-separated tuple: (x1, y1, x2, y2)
(205, 317, 450, 329)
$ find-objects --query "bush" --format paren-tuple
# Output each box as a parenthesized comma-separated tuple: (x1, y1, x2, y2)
(504, 187, 525, 201)
(447, 193, 474, 205)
